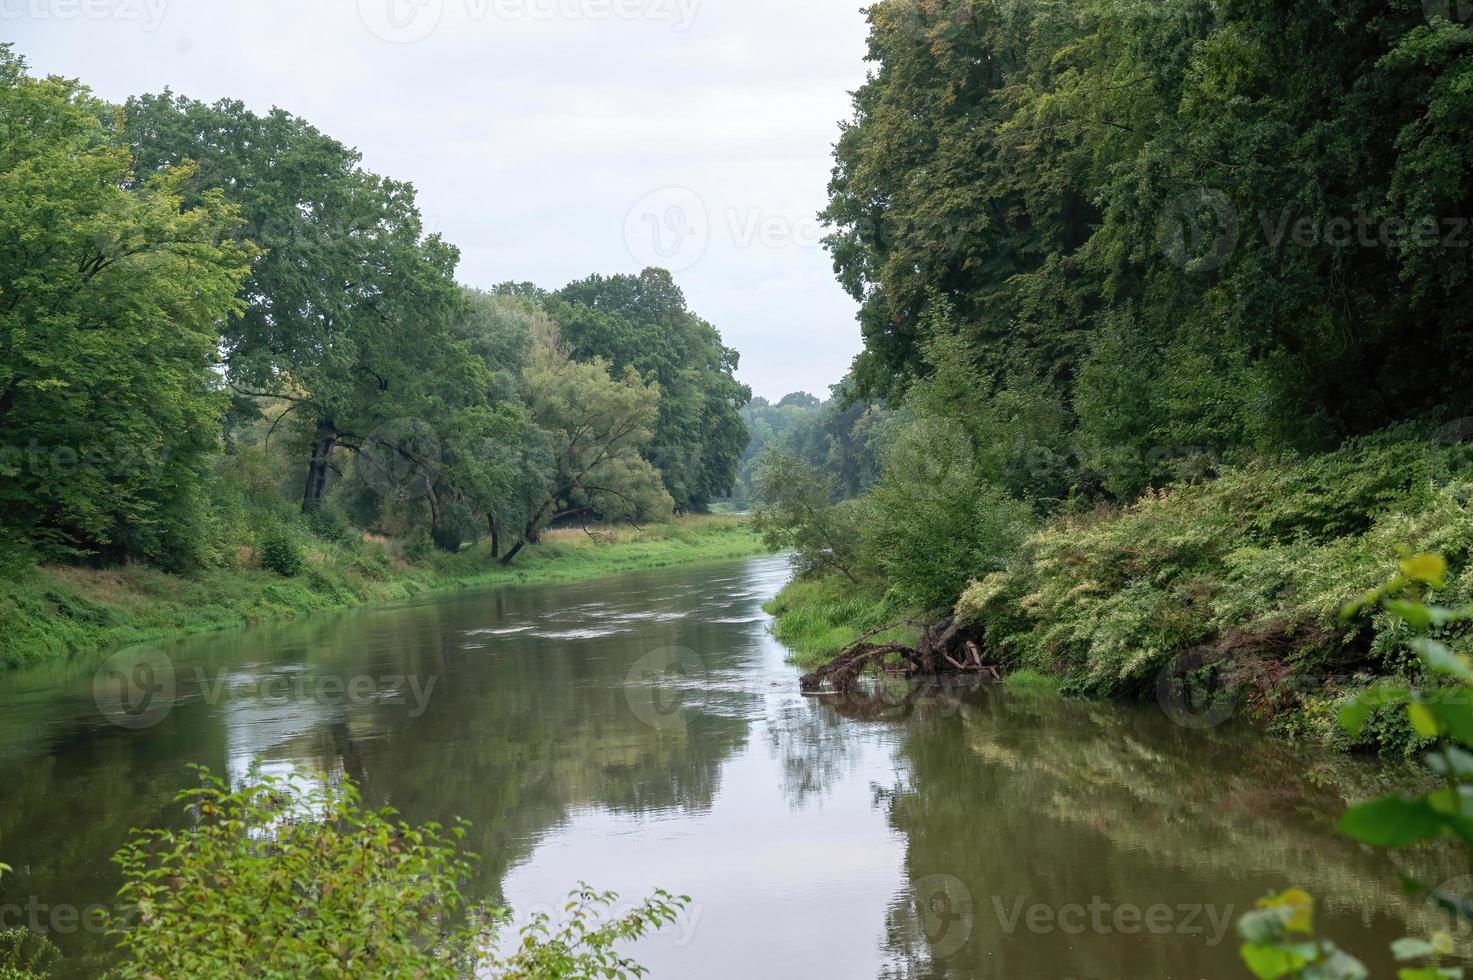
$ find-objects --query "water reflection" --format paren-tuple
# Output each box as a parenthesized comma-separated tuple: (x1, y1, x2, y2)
(0, 554, 1457, 978)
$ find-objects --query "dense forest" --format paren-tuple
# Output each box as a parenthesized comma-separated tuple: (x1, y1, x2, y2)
(758, 0, 1473, 752)
(0, 47, 750, 580)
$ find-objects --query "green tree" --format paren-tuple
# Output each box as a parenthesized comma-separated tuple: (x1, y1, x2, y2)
(0, 50, 252, 567)
(499, 323, 672, 563)
(124, 92, 468, 514)
(549, 268, 751, 512)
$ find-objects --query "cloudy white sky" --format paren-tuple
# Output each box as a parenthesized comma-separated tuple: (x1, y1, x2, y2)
(6, 0, 874, 400)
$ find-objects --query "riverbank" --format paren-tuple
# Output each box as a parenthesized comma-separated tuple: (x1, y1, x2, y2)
(0, 516, 769, 669)
(766, 433, 1473, 754)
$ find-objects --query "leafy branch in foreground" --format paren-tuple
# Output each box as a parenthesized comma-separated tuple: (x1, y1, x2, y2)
(1240, 555, 1473, 979)
(102, 766, 686, 979)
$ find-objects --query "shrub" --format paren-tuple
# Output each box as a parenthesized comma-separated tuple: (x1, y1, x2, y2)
(105, 767, 687, 980)
(258, 526, 305, 578)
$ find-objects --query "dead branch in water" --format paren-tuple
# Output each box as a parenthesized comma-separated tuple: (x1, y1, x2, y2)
(799, 616, 1000, 692)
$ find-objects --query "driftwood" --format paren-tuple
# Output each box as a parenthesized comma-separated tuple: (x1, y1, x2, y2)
(799, 616, 1000, 692)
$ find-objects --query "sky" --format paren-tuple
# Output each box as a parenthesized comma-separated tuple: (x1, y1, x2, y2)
(5, 0, 874, 401)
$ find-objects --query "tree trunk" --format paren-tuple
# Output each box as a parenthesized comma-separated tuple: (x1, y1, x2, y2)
(487, 514, 500, 559)
(301, 424, 337, 513)
(499, 538, 526, 565)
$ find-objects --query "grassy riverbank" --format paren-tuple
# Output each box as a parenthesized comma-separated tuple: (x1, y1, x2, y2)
(766, 433, 1473, 753)
(0, 516, 769, 670)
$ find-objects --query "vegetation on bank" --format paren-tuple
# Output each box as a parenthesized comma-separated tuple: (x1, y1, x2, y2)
(0, 516, 765, 670)
(755, 0, 1473, 758)
(1, 47, 751, 601)
(764, 431, 1473, 752)
(1, 767, 686, 979)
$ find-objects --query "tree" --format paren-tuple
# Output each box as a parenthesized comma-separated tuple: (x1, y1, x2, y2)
(0, 50, 252, 566)
(750, 448, 865, 584)
(549, 268, 751, 512)
(499, 322, 672, 563)
(124, 92, 467, 514)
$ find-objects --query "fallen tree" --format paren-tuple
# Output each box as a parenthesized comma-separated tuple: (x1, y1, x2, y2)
(798, 616, 1001, 692)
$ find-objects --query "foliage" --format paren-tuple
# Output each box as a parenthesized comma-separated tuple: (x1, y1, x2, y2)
(1236, 558, 1473, 979)
(258, 526, 306, 578)
(105, 767, 689, 980)
(825, 0, 1473, 498)
(0, 927, 58, 980)
(762, 573, 916, 669)
(953, 433, 1473, 711)
(542, 269, 752, 512)
(0, 49, 253, 567)
(724, 386, 888, 511)
(108, 767, 484, 978)
(750, 448, 867, 584)
(483, 884, 687, 980)
(863, 408, 1036, 612)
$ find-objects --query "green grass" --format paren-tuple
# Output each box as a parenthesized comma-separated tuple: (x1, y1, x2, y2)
(1002, 669, 1062, 691)
(762, 574, 919, 669)
(0, 516, 770, 670)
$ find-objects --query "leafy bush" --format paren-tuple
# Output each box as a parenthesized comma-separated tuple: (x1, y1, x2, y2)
(955, 436, 1473, 710)
(862, 410, 1035, 611)
(107, 767, 689, 980)
(751, 448, 867, 583)
(304, 505, 355, 546)
(258, 526, 305, 578)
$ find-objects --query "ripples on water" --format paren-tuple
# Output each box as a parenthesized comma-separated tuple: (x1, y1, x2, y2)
(0, 554, 1451, 978)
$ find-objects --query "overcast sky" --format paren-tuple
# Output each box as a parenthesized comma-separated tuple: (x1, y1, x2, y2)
(7, 0, 873, 401)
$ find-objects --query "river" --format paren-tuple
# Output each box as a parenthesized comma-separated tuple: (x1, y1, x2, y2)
(0, 554, 1451, 977)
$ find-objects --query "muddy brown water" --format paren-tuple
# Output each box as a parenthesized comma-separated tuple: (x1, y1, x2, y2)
(0, 554, 1456, 977)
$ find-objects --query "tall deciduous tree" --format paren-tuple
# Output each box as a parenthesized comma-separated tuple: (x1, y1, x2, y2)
(0, 50, 252, 565)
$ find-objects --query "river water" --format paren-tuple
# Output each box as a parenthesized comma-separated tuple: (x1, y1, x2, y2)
(0, 554, 1453, 977)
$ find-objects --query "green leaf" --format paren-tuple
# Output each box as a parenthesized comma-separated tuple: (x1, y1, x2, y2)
(1402, 555, 1449, 588)
(1339, 686, 1411, 736)
(1410, 702, 1441, 738)
(1392, 937, 1440, 961)
(1409, 639, 1473, 682)
(1242, 942, 1311, 979)
(1426, 746, 1473, 778)
(1388, 600, 1435, 630)
(1338, 797, 1445, 847)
